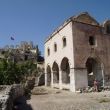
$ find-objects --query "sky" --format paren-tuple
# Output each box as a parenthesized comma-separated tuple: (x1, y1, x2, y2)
(0, 0, 110, 55)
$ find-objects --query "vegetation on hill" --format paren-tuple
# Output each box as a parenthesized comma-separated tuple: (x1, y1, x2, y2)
(0, 59, 37, 85)
(0, 44, 44, 85)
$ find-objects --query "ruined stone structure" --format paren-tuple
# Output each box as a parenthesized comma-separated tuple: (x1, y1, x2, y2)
(44, 12, 110, 92)
(0, 84, 24, 110)
(0, 41, 38, 62)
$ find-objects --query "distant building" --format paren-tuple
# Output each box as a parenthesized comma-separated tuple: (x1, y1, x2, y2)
(44, 12, 110, 92)
(0, 41, 39, 62)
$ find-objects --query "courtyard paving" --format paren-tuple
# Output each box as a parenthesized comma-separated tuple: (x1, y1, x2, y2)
(27, 88, 110, 110)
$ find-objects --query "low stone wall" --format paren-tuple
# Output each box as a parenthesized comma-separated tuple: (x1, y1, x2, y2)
(34, 73, 45, 87)
(0, 84, 24, 110)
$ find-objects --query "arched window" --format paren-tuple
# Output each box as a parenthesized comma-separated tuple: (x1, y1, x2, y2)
(47, 48, 50, 56)
(54, 43, 57, 52)
(63, 37, 66, 47)
(89, 36, 95, 46)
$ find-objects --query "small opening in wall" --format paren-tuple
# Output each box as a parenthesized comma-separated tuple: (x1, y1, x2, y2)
(63, 37, 66, 47)
(54, 43, 57, 52)
(89, 36, 95, 46)
(47, 48, 50, 56)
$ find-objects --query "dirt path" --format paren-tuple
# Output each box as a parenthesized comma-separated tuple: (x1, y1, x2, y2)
(14, 88, 110, 110)
(27, 91, 110, 110)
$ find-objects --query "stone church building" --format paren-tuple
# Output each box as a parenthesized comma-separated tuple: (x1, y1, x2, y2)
(44, 12, 110, 92)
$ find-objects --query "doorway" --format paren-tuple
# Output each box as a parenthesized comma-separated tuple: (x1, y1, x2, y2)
(86, 58, 103, 87)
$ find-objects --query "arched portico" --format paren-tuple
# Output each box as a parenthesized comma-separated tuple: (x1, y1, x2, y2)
(61, 57, 70, 84)
(52, 62, 59, 84)
(46, 65, 51, 86)
(86, 57, 104, 87)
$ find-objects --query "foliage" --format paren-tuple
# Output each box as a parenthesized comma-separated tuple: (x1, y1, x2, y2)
(0, 59, 37, 85)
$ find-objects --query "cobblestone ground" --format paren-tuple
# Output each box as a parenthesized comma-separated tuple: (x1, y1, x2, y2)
(27, 90, 110, 110)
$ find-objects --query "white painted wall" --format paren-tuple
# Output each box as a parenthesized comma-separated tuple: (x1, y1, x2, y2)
(44, 22, 76, 91)
(45, 22, 74, 69)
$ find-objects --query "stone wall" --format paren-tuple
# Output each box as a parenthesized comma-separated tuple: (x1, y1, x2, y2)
(0, 84, 24, 110)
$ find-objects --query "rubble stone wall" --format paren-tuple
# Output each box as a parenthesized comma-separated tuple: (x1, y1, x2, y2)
(0, 84, 24, 110)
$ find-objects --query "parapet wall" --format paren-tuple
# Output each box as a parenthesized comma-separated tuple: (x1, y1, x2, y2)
(0, 84, 24, 110)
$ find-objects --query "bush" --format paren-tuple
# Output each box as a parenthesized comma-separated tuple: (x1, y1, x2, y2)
(0, 59, 37, 85)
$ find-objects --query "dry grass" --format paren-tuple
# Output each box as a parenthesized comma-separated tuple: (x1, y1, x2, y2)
(31, 87, 48, 95)
(31, 86, 61, 95)
(98, 98, 110, 103)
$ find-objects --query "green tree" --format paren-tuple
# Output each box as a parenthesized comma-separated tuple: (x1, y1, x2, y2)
(0, 59, 37, 85)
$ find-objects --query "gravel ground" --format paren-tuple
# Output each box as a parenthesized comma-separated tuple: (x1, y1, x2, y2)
(27, 88, 110, 110)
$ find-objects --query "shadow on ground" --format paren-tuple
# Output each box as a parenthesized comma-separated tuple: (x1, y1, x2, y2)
(13, 96, 33, 110)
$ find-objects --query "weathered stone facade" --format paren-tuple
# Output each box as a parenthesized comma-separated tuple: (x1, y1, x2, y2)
(44, 12, 110, 92)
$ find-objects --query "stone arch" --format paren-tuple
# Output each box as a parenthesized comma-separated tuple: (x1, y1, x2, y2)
(86, 57, 103, 87)
(46, 65, 51, 86)
(52, 62, 59, 83)
(61, 57, 70, 84)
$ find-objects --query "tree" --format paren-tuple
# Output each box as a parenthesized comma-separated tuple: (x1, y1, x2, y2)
(0, 59, 37, 85)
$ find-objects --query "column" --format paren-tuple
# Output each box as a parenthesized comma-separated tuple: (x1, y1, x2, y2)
(101, 64, 105, 87)
(72, 68, 88, 92)
(45, 73, 47, 86)
(70, 68, 75, 92)
(59, 70, 62, 89)
(51, 71, 53, 88)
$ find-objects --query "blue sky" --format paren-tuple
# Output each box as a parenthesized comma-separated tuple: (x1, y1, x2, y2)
(0, 0, 110, 55)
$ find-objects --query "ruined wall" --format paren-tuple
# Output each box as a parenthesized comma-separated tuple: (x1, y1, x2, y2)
(0, 84, 24, 110)
(72, 21, 110, 88)
(73, 22, 107, 68)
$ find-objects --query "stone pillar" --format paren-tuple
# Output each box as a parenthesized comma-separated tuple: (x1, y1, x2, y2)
(34, 76, 39, 87)
(51, 71, 53, 88)
(45, 73, 47, 86)
(59, 70, 62, 89)
(101, 64, 105, 87)
(70, 68, 75, 92)
(74, 68, 88, 91)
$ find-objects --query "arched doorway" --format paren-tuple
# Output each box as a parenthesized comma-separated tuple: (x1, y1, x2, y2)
(61, 57, 70, 84)
(86, 58, 103, 87)
(46, 65, 51, 86)
(52, 62, 59, 83)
